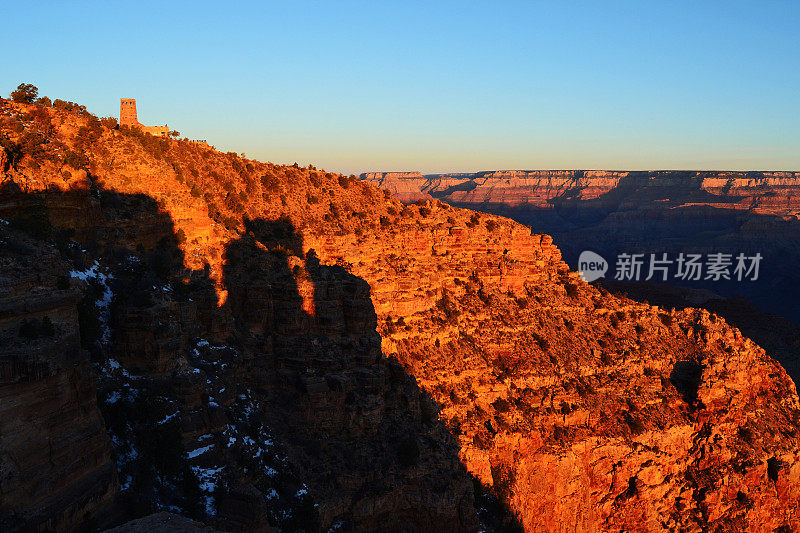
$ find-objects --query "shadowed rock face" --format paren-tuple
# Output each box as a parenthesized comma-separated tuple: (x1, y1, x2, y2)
(2, 98, 800, 531)
(0, 186, 480, 531)
(0, 222, 116, 531)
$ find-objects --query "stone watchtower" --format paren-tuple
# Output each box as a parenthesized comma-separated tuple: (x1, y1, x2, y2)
(120, 98, 138, 127)
(119, 97, 170, 137)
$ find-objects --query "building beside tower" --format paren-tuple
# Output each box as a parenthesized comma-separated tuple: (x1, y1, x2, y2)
(119, 98, 170, 137)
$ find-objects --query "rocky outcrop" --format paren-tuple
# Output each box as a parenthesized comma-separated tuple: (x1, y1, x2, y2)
(0, 100, 481, 531)
(304, 200, 800, 531)
(104, 512, 230, 532)
(360, 172, 433, 202)
(361, 170, 800, 327)
(0, 223, 117, 531)
(3, 97, 800, 531)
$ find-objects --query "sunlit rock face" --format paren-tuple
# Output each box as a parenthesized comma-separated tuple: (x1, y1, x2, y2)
(362, 170, 800, 325)
(362, 170, 800, 216)
(2, 97, 800, 531)
(308, 202, 800, 532)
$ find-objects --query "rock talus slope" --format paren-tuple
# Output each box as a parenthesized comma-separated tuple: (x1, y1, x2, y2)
(2, 98, 800, 530)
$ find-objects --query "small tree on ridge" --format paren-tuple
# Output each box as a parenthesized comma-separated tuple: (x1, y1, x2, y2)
(11, 83, 38, 104)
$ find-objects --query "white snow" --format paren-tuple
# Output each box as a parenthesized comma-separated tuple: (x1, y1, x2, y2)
(187, 444, 214, 459)
(190, 465, 225, 516)
(119, 475, 133, 491)
(157, 412, 179, 425)
(69, 261, 103, 282)
(70, 262, 114, 345)
(105, 391, 121, 404)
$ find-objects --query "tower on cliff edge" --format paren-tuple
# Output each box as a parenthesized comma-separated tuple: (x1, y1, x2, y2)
(120, 98, 138, 127)
(119, 98, 170, 137)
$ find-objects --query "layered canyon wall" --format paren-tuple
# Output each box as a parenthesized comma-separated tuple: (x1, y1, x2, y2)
(361, 170, 800, 329)
(2, 99, 800, 530)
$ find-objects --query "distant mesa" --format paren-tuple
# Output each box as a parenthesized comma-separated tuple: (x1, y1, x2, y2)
(119, 98, 170, 137)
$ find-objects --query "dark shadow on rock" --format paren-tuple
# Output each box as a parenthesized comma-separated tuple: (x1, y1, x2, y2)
(598, 279, 800, 387)
(669, 360, 704, 408)
(1, 183, 487, 531)
(0, 182, 222, 530)
(429, 179, 478, 199)
(223, 217, 481, 531)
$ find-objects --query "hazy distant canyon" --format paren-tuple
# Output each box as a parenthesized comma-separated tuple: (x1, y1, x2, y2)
(361, 170, 800, 320)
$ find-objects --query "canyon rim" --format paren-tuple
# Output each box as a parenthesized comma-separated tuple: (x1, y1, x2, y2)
(1, 92, 800, 531)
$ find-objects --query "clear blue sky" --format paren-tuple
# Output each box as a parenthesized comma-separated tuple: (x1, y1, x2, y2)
(3, 1, 799, 174)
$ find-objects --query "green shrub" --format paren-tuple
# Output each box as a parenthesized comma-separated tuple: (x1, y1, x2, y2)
(565, 283, 579, 298)
(11, 83, 38, 104)
(492, 397, 511, 413)
(53, 99, 88, 115)
(532, 332, 550, 351)
(436, 291, 458, 323)
(63, 149, 89, 169)
(261, 172, 281, 192)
